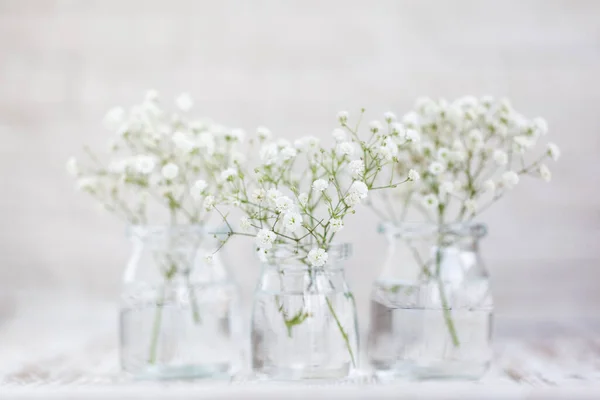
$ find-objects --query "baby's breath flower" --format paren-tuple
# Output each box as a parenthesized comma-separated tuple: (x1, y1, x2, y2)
(298, 192, 309, 207)
(466, 129, 484, 150)
(280, 146, 297, 161)
(369, 120, 383, 133)
(532, 117, 548, 136)
(501, 171, 519, 189)
(329, 218, 344, 232)
(349, 181, 368, 199)
(307, 248, 328, 267)
(312, 179, 329, 192)
(465, 198, 477, 214)
(513, 135, 535, 150)
(172, 131, 196, 153)
(251, 188, 266, 203)
(135, 155, 156, 175)
(428, 161, 445, 175)
(547, 142, 560, 161)
(229, 129, 246, 143)
(256, 126, 272, 141)
(539, 164, 551, 182)
(275, 196, 294, 213)
(175, 93, 193, 112)
(405, 129, 420, 143)
(332, 128, 347, 142)
(421, 194, 439, 209)
(190, 180, 208, 200)
(161, 163, 179, 180)
(337, 111, 349, 124)
(437, 148, 450, 161)
(267, 188, 282, 204)
(283, 212, 302, 233)
(256, 229, 276, 250)
(408, 169, 420, 181)
(203, 195, 215, 211)
(240, 216, 252, 231)
(66, 157, 78, 176)
(439, 181, 454, 196)
(483, 179, 496, 193)
(493, 150, 508, 166)
(336, 142, 354, 157)
(384, 112, 397, 123)
(348, 160, 365, 178)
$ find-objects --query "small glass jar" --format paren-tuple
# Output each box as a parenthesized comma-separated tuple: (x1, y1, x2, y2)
(367, 222, 493, 380)
(251, 244, 359, 380)
(119, 225, 241, 379)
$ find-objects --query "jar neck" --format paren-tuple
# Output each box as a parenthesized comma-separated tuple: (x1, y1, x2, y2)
(258, 243, 352, 272)
(379, 221, 486, 251)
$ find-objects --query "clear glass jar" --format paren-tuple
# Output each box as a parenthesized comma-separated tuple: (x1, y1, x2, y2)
(119, 225, 241, 379)
(251, 244, 359, 380)
(368, 222, 493, 380)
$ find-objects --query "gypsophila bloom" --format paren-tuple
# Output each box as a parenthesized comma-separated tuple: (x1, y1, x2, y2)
(240, 216, 252, 231)
(349, 181, 368, 199)
(312, 179, 329, 192)
(280, 146, 297, 161)
(539, 164, 551, 182)
(467, 129, 484, 150)
(66, 157, 78, 176)
(483, 179, 496, 193)
(369, 120, 383, 133)
(422, 194, 439, 209)
(275, 196, 294, 213)
(502, 171, 520, 189)
(256, 126, 272, 141)
(439, 181, 454, 196)
(256, 229, 276, 250)
(348, 160, 365, 177)
(336, 142, 354, 157)
(283, 212, 302, 233)
(203, 195, 215, 211)
(405, 129, 420, 143)
(384, 111, 397, 123)
(428, 162, 445, 175)
(267, 188, 282, 204)
(329, 218, 343, 232)
(547, 142, 560, 161)
(493, 150, 508, 166)
(533, 117, 548, 136)
(220, 168, 237, 181)
(175, 93, 193, 112)
(307, 248, 328, 267)
(332, 128, 347, 142)
(408, 169, 420, 181)
(465, 199, 477, 214)
(190, 180, 208, 200)
(161, 163, 179, 180)
(337, 111, 349, 124)
(172, 132, 196, 153)
(251, 188, 266, 203)
(135, 155, 156, 174)
(298, 192, 309, 207)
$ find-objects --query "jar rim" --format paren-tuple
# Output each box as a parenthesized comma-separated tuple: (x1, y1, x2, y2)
(260, 242, 352, 269)
(127, 224, 230, 239)
(378, 221, 487, 239)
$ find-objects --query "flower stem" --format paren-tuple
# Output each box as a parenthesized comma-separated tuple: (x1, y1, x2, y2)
(435, 244, 460, 347)
(326, 297, 356, 368)
(148, 286, 165, 365)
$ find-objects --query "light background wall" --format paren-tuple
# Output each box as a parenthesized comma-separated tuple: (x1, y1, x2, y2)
(0, 0, 599, 327)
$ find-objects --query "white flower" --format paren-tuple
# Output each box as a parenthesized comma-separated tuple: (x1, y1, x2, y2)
(294, 136, 321, 152)
(437, 147, 450, 161)
(377, 137, 398, 161)
(405, 129, 420, 143)
(483, 179, 496, 193)
(532, 117, 548, 136)
(251, 188, 266, 203)
(369, 120, 383, 133)
(514, 135, 535, 150)
(77, 177, 97, 192)
(256, 126, 272, 141)
(66, 157, 78, 176)
(203, 195, 215, 211)
(390, 123, 404, 136)
(256, 229, 276, 250)
(161, 163, 179, 180)
(240, 216, 252, 231)
(384, 111, 397, 123)
(175, 93, 193, 112)
(260, 143, 279, 165)
(298, 192, 309, 207)
(493, 150, 508, 166)
(348, 160, 365, 177)
(103, 107, 125, 131)
(275, 196, 294, 213)
(312, 179, 329, 192)
(220, 168, 237, 181)
(539, 164, 551, 182)
(230, 150, 246, 164)
(464, 198, 477, 214)
(336, 142, 354, 157)
(439, 181, 454, 196)
(502, 171, 520, 189)
(337, 111, 349, 124)
(408, 169, 420, 181)
(283, 212, 302, 233)
(280, 146, 297, 161)
(230, 129, 246, 143)
(133, 155, 154, 175)
(428, 161, 445, 175)
(402, 111, 420, 127)
(145, 89, 159, 102)
(190, 180, 208, 200)
(467, 129, 484, 150)
(307, 248, 328, 267)
(421, 194, 439, 209)
(329, 218, 343, 232)
(547, 142, 560, 161)
(332, 128, 347, 142)
(267, 188, 282, 204)
(349, 181, 368, 199)
(172, 131, 196, 153)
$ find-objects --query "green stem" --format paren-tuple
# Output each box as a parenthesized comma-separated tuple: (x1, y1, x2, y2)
(435, 241, 460, 347)
(326, 297, 356, 368)
(186, 271, 202, 324)
(148, 286, 165, 364)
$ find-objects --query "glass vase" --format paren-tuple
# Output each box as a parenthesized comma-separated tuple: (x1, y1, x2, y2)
(251, 244, 359, 380)
(367, 222, 493, 380)
(119, 225, 241, 379)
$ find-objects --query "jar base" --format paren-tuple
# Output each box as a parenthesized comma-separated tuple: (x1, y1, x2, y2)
(373, 361, 489, 381)
(254, 363, 351, 381)
(125, 363, 232, 380)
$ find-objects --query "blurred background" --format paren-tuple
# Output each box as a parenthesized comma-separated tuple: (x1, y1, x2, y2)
(0, 0, 599, 350)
